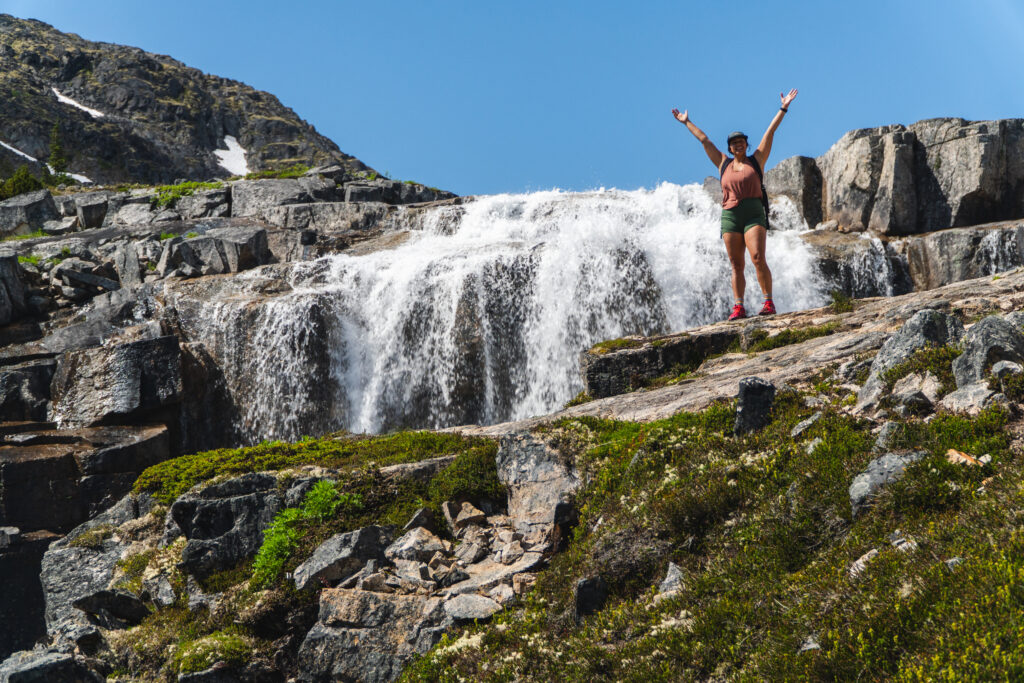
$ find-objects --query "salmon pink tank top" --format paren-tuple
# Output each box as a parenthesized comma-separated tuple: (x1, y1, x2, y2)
(720, 158, 762, 210)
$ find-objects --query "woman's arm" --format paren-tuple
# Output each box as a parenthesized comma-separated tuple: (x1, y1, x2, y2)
(672, 108, 725, 171)
(754, 89, 798, 167)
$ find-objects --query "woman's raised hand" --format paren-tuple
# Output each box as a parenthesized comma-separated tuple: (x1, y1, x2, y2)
(780, 89, 798, 109)
(671, 108, 689, 124)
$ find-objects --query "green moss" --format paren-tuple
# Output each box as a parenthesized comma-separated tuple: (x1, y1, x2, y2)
(134, 431, 495, 505)
(17, 254, 40, 265)
(159, 232, 177, 241)
(564, 391, 594, 408)
(67, 524, 115, 549)
(589, 337, 644, 354)
(152, 181, 223, 209)
(174, 630, 251, 674)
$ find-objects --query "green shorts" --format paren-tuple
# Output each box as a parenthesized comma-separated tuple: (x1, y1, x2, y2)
(721, 197, 767, 235)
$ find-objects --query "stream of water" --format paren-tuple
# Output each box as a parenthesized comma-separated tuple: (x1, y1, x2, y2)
(219, 183, 831, 438)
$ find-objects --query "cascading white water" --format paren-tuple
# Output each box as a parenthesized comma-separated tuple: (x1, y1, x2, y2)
(218, 183, 829, 439)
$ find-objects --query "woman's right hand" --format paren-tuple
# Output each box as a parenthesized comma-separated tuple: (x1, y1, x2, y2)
(671, 108, 689, 124)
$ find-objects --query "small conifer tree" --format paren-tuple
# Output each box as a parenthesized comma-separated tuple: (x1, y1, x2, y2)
(48, 122, 68, 173)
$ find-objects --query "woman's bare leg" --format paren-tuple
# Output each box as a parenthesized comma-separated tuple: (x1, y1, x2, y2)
(744, 226, 772, 299)
(722, 232, 747, 302)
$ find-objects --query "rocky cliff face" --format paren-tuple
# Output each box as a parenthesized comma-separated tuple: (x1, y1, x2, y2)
(0, 14, 370, 185)
(762, 117, 1024, 236)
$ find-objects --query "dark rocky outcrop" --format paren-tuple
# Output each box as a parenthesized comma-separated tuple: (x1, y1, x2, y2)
(169, 472, 283, 578)
(952, 315, 1024, 388)
(733, 377, 776, 436)
(580, 328, 739, 399)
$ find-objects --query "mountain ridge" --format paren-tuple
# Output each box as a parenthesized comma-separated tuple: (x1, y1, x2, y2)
(0, 14, 372, 186)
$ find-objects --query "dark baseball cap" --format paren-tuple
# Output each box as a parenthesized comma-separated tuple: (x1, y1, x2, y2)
(727, 131, 748, 144)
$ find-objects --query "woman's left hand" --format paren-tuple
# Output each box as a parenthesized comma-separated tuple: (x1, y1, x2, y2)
(780, 89, 798, 109)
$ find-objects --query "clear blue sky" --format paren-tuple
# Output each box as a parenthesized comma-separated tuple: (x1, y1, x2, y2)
(5, 0, 1023, 196)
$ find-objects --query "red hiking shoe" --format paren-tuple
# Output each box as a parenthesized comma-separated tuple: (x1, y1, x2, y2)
(759, 299, 776, 316)
(728, 303, 747, 321)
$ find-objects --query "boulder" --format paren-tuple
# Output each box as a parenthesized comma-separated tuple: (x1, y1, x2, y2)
(0, 252, 28, 326)
(856, 309, 964, 412)
(296, 588, 449, 683)
(170, 473, 283, 578)
(443, 594, 501, 624)
(764, 155, 823, 229)
(0, 190, 59, 237)
(112, 242, 142, 288)
(573, 576, 608, 621)
(952, 315, 1024, 388)
(205, 226, 271, 272)
(495, 433, 580, 547)
(733, 377, 775, 436)
(74, 193, 108, 229)
(175, 188, 230, 219)
(580, 328, 739, 399)
(938, 381, 1000, 415)
(292, 526, 392, 591)
(384, 527, 445, 564)
(658, 561, 684, 595)
(0, 358, 55, 421)
(49, 336, 182, 428)
(230, 177, 338, 221)
(849, 451, 927, 517)
(41, 494, 154, 635)
(0, 649, 103, 682)
(71, 589, 149, 628)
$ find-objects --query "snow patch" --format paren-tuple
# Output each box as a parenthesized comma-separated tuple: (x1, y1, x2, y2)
(0, 139, 38, 162)
(214, 136, 249, 176)
(51, 87, 105, 119)
(1, 139, 92, 184)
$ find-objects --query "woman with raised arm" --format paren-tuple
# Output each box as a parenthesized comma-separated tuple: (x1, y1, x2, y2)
(672, 89, 798, 320)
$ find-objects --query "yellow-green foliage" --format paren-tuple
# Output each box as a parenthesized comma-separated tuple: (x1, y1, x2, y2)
(17, 254, 40, 265)
(152, 181, 223, 209)
(402, 401, 1017, 682)
(133, 431, 495, 504)
(744, 321, 840, 352)
(589, 338, 644, 354)
(174, 630, 252, 674)
(251, 481, 364, 588)
(241, 163, 309, 180)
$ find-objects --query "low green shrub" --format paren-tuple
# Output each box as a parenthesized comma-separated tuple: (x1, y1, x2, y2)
(152, 181, 223, 209)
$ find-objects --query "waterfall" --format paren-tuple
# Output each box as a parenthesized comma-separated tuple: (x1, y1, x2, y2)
(203, 183, 829, 439)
